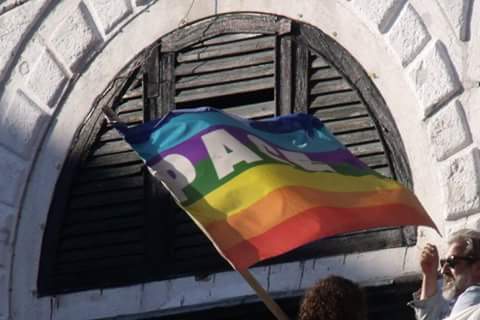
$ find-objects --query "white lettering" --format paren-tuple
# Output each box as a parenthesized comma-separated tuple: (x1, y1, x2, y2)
(281, 149, 333, 172)
(149, 154, 196, 202)
(202, 129, 262, 179)
(247, 134, 288, 164)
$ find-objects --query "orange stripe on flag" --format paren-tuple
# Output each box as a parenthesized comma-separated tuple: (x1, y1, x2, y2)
(205, 186, 426, 250)
(222, 203, 434, 270)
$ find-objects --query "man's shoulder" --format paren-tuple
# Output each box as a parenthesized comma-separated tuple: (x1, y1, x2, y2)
(452, 285, 480, 315)
(463, 285, 480, 294)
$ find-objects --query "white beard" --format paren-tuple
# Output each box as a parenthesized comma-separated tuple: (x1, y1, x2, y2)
(442, 274, 470, 300)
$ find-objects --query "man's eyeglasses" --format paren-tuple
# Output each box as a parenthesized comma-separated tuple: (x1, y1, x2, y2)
(440, 255, 478, 269)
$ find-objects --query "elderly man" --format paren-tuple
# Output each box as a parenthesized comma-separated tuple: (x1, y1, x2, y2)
(409, 229, 480, 319)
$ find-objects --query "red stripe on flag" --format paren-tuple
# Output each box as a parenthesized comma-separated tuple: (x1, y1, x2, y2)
(224, 203, 435, 270)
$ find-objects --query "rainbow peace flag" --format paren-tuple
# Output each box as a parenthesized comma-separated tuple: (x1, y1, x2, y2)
(116, 107, 435, 270)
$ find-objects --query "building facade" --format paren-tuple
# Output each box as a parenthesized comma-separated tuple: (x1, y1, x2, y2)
(0, 0, 479, 319)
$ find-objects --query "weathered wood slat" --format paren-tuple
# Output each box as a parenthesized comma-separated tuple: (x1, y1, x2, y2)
(310, 91, 361, 109)
(277, 35, 293, 115)
(311, 55, 329, 68)
(176, 63, 274, 89)
(69, 189, 144, 209)
(115, 99, 143, 114)
(98, 128, 123, 142)
(58, 243, 144, 264)
(358, 153, 389, 167)
(175, 50, 274, 76)
(116, 110, 143, 124)
(173, 211, 192, 224)
(310, 78, 352, 95)
(85, 151, 142, 168)
(174, 246, 218, 260)
(51, 266, 150, 291)
(174, 234, 211, 249)
(161, 14, 284, 51)
(175, 221, 201, 235)
(72, 175, 144, 195)
(91, 140, 133, 157)
(55, 255, 144, 273)
(76, 163, 143, 183)
(121, 86, 142, 99)
(290, 228, 403, 259)
(60, 230, 143, 250)
(313, 103, 368, 121)
(63, 216, 144, 237)
(375, 166, 392, 177)
(177, 35, 275, 62)
(334, 129, 380, 146)
(224, 101, 275, 118)
(310, 67, 342, 81)
(66, 202, 144, 224)
(324, 116, 375, 134)
(348, 141, 383, 156)
(199, 33, 262, 46)
(294, 43, 309, 113)
(175, 76, 274, 103)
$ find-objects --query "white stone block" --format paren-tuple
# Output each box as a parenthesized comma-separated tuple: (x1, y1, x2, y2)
(53, 290, 104, 320)
(169, 275, 217, 307)
(50, 2, 102, 71)
(54, 287, 142, 320)
(351, 0, 406, 33)
(0, 90, 49, 159)
(141, 281, 172, 312)
(408, 41, 462, 117)
(27, 49, 70, 108)
(0, 203, 14, 243)
(0, 204, 14, 268)
(343, 248, 404, 282)
(438, 0, 474, 41)
(268, 261, 303, 292)
(387, 4, 431, 66)
(94, 286, 142, 318)
(466, 212, 480, 231)
(428, 100, 472, 161)
(0, 244, 11, 270)
(209, 270, 256, 301)
(445, 218, 469, 236)
(88, 0, 133, 34)
(403, 246, 421, 274)
(0, 147, 27, 206)
(0, 0, 48, 81)
(298, 256, 345, 289)
(441, 149, 480, 220)
(0, 270, 8, 318)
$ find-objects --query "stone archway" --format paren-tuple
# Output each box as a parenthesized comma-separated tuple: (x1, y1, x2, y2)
(0, 1, 476, 319)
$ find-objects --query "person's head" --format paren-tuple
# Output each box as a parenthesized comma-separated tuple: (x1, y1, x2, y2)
(441, 229, 480, 300)
(298, 275, 367, 320)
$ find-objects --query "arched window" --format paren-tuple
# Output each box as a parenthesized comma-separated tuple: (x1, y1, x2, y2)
(38, 14, 414, 295)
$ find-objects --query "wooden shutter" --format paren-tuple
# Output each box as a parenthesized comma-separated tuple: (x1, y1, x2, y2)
(38, 14, 414, 295)
(308, 52, 391, 177)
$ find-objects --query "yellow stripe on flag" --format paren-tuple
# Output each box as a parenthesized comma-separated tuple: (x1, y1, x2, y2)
(185, 163, 402, 225)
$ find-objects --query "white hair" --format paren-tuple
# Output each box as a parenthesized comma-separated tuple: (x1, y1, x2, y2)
(448, 229, 480, 258)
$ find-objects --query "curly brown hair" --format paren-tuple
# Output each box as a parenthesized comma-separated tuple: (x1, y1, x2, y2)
(298, 276, 368, 320)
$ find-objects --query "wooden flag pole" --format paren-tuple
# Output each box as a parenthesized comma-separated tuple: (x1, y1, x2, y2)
(238, 269, 290, 320)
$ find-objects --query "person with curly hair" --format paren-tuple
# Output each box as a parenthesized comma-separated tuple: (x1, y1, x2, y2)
(298, 275, 368, 320)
